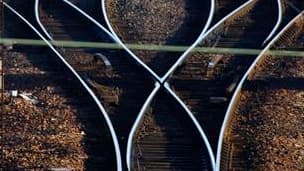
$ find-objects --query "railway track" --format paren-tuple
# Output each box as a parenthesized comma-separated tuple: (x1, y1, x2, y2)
(37, 0, 218, 170)
(3, 0, 300, 170)
(1, 2, 116, 170)
(168, 0, 278, 152)
(216, 11, 304, 171)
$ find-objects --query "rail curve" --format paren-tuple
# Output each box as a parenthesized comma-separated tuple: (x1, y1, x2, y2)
(101, 0, 215, 81)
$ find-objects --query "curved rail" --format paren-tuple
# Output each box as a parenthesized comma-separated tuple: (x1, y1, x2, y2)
(101, 1, 280, 170)
(215, 10, 304, 171)
(126, 82, 216, 171)
(100, 0, 216, 169)
(164, 83, 216, 170)
(263, 0, 283, 45)
(162, 0, 282, 81)
(34, 1, 282, 170)
(126, 82, 161, 171)
(44, 3, 217, 169)
(161, 0, 254, 81)
(101, 0, 215, 81)
(4, 2, 122, 171)
(35, 0, 160, 81)
(35, 0, 52, 40)
(63, 0, 161, 81)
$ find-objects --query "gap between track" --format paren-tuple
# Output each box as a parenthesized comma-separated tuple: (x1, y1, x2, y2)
(1, 38, 303, 57)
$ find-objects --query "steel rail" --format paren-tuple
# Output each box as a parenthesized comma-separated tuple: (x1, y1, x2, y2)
(35, 0, 160, 81)
(35, 1, 160, 170)
(101, 0, 215, 81)
(3, 2, 122, 171)
(125, 82, 161, 171)
(35, 0, 52, 40)
(161, 0, 255, 82)
(60, 0, 158, 81)
(263, 0, 283, 45)
(215, 10, 304, 171)
(64, 0, 161, 81)
(100, 0, 218, 169)
(164, 82, 216, 170)
(162, 0, 283, 82)
(50, 2, 216, 170)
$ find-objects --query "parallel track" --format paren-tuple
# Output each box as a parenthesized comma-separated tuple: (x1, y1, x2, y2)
(217, 11, 304, 171)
